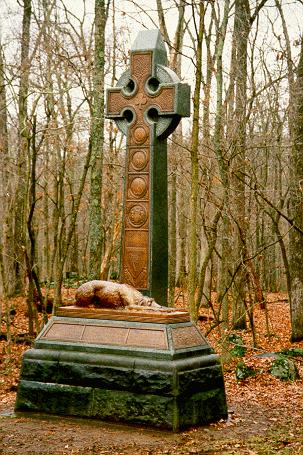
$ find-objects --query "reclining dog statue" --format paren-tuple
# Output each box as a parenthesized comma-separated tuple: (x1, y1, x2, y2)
(75, 280, 171, 311)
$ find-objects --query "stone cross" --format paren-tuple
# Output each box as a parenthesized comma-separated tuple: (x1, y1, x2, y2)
(106, 29, 190, 306)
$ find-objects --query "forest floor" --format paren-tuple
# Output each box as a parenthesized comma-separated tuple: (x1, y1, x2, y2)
(1, 290, 303, 454)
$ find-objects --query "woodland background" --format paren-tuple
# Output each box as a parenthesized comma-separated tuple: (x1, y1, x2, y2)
(1, 0, 303, 345)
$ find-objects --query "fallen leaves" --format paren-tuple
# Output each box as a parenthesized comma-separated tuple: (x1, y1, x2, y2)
(1, 291, 303, 454)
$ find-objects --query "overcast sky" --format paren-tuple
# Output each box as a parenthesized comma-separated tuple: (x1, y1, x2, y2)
(1, 0, 302, 121)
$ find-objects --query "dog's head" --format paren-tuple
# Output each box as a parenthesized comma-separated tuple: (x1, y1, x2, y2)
(140, 296, 160, 308)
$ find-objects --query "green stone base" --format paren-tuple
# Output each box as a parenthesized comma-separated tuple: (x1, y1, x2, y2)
(15, 316, 227, 431)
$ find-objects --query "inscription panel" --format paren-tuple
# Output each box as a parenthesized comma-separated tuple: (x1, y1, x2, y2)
(43, 323, 84, 341)
(126, 328, 167, 349)
(82, 326, 128, 344)
(171, 326, 207, 350)
(124, 230, 148, 248)
(40, 321, 168, 350)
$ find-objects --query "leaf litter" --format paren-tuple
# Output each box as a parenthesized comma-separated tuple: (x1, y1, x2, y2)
(0, 291, 303, 454)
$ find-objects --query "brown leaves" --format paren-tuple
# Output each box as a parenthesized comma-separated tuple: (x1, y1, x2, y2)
(1, 290, 303, 453)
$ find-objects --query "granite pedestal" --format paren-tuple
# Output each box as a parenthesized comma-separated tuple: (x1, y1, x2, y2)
(15, 308, 227, 431)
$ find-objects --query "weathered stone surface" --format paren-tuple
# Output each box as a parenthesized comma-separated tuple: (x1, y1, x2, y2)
(52, 362, 174, 395)
(91, 389, 174, 428)
(269, 357, 300, 380)
(16, 378, 227, 431)
(16, 379, 227, 430)
(178, 388, 227, 427)
(15, 381, 92, 416)
(235, 361, 257, 380)
(20, 358, 59, 383)
(178, 364, 225, 395)
(19, 347, 221, 396)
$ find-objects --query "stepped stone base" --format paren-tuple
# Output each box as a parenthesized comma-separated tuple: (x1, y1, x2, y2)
(15, 309, 227, 431)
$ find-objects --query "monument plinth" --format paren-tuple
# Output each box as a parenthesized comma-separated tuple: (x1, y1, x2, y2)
(15, 29, 228, 430)
(15, 309, 227, 430)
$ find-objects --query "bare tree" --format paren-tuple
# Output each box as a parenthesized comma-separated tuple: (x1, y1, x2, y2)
(288, 37, 303, 342)
(88, 0, 110, 279)
(0, 40, 14, 298)
(13, 0, 32, 295)
(188, 0, 205, 320)
(156, 0, 187, 306)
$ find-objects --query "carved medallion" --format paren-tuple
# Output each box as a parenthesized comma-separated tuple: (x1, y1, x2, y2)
(127, 203, 148, 227)
(129, 177, 147, 199)
(133, 126, 148, 144)
(131, 149, 148, 171)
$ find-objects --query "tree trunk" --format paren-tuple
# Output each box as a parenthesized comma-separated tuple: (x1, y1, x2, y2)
(0, 42, 15, 297)
(53, 137, 94, 309)
(13, 0, 32, 295)
(288, 38, 303, 342)
(188, 2, 204, 321)
(276, 0, 302, 341)
(231, 0, 250, 329)
(0, 43, 12, 347)
(156, 0, 186, 306)
(88, 0, 107, 279)
(212, 0, 231, 329)
(177, 187, 188, 291)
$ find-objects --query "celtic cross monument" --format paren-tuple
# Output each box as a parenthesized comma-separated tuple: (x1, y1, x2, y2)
(106, 29, 190, 305)
(15, 30, 228, 430)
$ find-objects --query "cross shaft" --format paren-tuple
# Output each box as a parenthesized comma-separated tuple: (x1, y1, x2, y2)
(106, 29, 190, 305)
